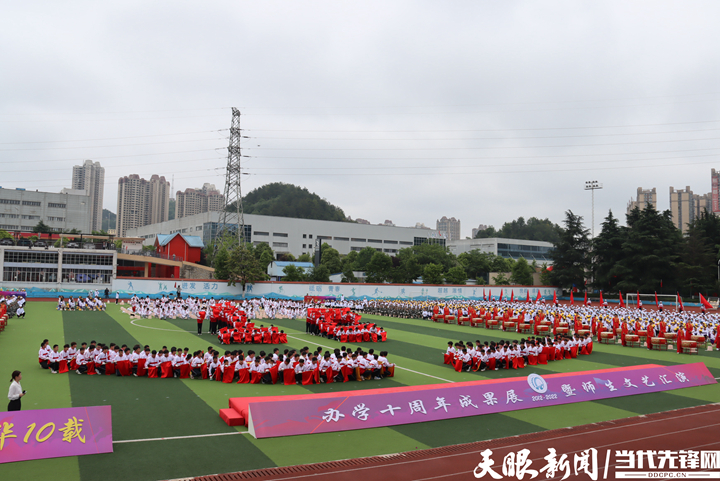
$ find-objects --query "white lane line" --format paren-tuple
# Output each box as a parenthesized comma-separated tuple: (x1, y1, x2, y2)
(130, 318, 193, 333)
(113, 431, 250, 444)
(286, 334, 454, 383)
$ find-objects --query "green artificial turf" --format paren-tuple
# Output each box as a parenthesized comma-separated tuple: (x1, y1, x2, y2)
(1, 302, 719, 481)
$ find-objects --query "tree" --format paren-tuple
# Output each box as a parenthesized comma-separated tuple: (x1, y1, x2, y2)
(408, 243, 456, 270)
(341, 251, 359, 282)
(297, 253, 312, 262)
(241, 182, 349, 222)
(253, 242, 275, 272)
(616, 205, 682, 293)
(510, 257, 534, 285)
(282, 264, 307, 282)
(355, 246, 377, 271)
(549, 210, 591, 291)
(320, 243, 342, 273)
(213, 246, 231, 281)
(474, 217, 562, 243)
(308, 264, 330, 282)
(422, 263, 445, 284)
(33, 221, 52, 234)
(592, 210, 625, 291)
(492, 273, 511, 285)
(539, 263, 553, 285)
(0, 229, 11, 240)
(226, 242, 268, 290)
(445, 266, 468, 285)
(393, 252, 421, 284)
(365, 252, 393, 283)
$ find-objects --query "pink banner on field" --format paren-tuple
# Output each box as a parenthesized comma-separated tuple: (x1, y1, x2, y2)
(0, 406, 112, 463)
(247, 363, 716, 439)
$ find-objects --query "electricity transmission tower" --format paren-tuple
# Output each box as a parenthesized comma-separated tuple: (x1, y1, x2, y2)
(219, 107, 245, 246)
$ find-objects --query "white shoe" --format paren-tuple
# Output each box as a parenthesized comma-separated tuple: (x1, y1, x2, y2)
(51, 370, 57, 374)
(374, 376, 382, 380)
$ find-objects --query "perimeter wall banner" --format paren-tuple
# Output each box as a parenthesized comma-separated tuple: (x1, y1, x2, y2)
(247, 363, 715, 439)
(0, 406, 113, 464)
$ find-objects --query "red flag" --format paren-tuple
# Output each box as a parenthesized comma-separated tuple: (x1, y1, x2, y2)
(553, 291, 557, 305)
(570, 291, 574, 305)
(677, 292, 684, 311)
(535, 290, 542, 302)
(654, 292, 659, 308)
(637, 291, 641, 308)
(700, 293, 713, 310)
(510, 290, 514, 303)
(583, 291, 588, 305)
(483, 289, 486, 301)
(526, 291, 530, 303)
(546, 265, 553, 271)
(599, 291, 604, 305)
(499, 289, 503, 301)
(619, 290, 625, 308)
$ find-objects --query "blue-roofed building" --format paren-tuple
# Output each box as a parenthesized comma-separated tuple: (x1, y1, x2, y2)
(267, 261, 314, 280)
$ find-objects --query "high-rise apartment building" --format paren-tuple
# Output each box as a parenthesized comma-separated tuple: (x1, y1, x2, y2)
(436, 216, 461, 241)
(694, 192, 712, 219)
(626, 187, 657, 215)
(669, 186, 695, 234)
(71, 160, 104, 232)
(712, 169, 720, 214)
(176, 183, 224, 219)
(116, 174, 170, 237)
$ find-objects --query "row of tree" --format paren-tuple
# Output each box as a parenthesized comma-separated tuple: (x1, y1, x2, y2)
(283, 243, 537, 285)
(474, 216, 561, 243)
(549, 205, 720, 297)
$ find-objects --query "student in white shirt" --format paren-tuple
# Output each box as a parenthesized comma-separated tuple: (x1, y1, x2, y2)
(8, 370, 25, 411)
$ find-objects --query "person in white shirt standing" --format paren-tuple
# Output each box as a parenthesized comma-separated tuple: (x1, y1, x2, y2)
(8, 370, 25, 411)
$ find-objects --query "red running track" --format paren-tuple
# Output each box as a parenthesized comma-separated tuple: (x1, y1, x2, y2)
(195, 403, 720, 481)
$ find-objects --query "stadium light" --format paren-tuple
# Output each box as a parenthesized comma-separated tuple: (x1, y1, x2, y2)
(584, 181, 603, 239)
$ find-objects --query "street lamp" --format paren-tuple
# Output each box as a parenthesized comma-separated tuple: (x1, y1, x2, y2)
(585, 181, 603, 239)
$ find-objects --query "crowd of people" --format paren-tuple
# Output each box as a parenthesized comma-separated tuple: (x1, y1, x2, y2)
(2, 294, 26, 319)
(57, 295, 106, 311)
(358, 298, 720, 346)
(305, 307, 388, 343)
(445, 333, 593, 372)
(36, 339, 395, 384)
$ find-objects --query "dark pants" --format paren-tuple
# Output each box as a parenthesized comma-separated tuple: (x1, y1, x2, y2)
(50, 361, 59, 372)
(8, 399, 21, 411)
(261, 372, 273, 384)
(197, 322, 203, 334)
(210, 321, 217, 334)
(192, 368, 201, 378)
(40, 360, 49, 369)
(97, 364, 106, 375)
(77, 365, 88, 374)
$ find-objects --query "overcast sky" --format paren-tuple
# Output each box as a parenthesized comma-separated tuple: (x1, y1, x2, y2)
(3, 1, 720, 238)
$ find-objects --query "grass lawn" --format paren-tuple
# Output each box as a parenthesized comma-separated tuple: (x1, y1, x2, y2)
(1, 302, 719, 481)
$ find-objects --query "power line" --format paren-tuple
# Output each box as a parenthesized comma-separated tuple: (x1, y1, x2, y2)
(0, 129, 227, 145)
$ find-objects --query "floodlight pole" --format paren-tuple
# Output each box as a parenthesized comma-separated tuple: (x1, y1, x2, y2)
(584, 181, 603, 239)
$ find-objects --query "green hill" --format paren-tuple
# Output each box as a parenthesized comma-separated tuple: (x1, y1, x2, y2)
(241, 182, 349, 222)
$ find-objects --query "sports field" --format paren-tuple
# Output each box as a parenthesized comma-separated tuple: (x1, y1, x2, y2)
(2, 302, 720, 481)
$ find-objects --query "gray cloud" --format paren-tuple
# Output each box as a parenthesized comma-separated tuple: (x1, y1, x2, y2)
(2, 1, 720, 237)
